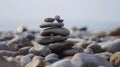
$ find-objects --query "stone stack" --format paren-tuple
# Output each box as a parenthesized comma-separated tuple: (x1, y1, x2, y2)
(39, 15, 74, 56)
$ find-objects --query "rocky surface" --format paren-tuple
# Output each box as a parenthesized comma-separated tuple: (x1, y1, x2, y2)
(0, 16, 119, 67)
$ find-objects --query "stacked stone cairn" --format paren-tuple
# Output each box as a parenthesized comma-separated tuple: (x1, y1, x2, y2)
(39, 15, 74, 57)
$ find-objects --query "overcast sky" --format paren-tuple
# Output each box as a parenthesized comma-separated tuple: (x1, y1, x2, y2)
(0, 0, 120, 31)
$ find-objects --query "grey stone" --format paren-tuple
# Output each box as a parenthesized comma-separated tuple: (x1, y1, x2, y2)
(45, 53, 59, 64)
(57, 19, 64, 23)
(45, 53, 59, 59)
(18, 46, 32, 55)
(38, 35, 67, 45)
(49, 41, 74, 53)
(40, 22, 64, 28)
(29, 45, 51, 57)
(99, 39, 120, 53)
(41, 27, 70, 36)
(0, 43, 10, 50)
(8, 37, 33, 51)
(54, 15, 60, 20)
(71, 53, 113, 67)
(87, 43, 102, 53)
(44, 18, 54, 22)
(62, 48, 81, 56)
(95, 52, 112, 60)
(20, 53, 35, 66)
(52, 59, 75, 67)
(83, 48, 94, 54)
(0, 50, 18, 57)
(24, 33, 35, 40)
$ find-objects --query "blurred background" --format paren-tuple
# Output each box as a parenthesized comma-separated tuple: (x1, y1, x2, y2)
(0, 0, 120, 32)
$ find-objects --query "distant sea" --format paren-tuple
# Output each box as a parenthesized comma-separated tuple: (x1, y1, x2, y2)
(0, 20, 120, 32)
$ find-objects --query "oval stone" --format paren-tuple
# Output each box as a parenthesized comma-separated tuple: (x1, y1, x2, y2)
(29, 45, 51, 57)
(38, 35, 68, 45)
(18, 46, 32, 55)
(44, 18, 54, 22)
(49, 41, 74, 53)
(54, 15, 60, 20)
(40, 22, 64, 28)
(41, 28, 70, 36)
(71, 53, 113, 67)
(87, 43, 102, 53)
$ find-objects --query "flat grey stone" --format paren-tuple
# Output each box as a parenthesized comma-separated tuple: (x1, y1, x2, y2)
(38, 35, 68, 45)
(29, 45, 51, 57)
(41, 27, 70, 36)
(49, 41, 74, 53)
(18, 46, 32, 55)
(40, 22, 64, 28)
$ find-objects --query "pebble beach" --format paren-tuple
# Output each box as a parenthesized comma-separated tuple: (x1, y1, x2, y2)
(0, 16, 120, 67)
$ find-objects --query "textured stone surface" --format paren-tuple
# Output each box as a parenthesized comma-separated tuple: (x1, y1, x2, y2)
(18, 46, 32, 55)
(29, 45, 51, 57)
(110, 52, 120, 67)
(83, 48, 94, 54)
(44, 18, 55, 22)
(99, 39, 120, 53)
(38, 35, 67, 45)
(40, 22, 64, 28)
(95, 52, 112, 60)
(52, 59, 74, 67)
(45, 53, 59, 64)
(41, 27, 70, 36)
(75, 40, 91, 49)
(0, 43, 10, 50)
(49, 41, 74, 53)
(87, 43, 102, 53)
(71, 53, 113, 67)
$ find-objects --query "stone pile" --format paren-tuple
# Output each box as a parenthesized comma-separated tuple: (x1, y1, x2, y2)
(38, 15, 74, 57)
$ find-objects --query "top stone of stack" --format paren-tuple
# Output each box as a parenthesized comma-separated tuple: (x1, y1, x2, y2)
(40, 15, 64, 28)
(44, 15, 64, 23)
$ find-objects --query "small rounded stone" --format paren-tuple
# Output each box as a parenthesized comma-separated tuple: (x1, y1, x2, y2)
(44, 18, 55, 22)
(0, 43, 10, 50)
(57, 19, 64, 23)
(83, 48, 94, 54)
(18, 46, 32, 55)
(17, 26, 27, 33)
(87, 43, 102, 53)
(29, 45, 51, 57)
(54, 15, 60, 20)
(49, 41, 74, 53)
(62, 48, 81, 56)
(45, 53, 59, 64)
